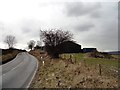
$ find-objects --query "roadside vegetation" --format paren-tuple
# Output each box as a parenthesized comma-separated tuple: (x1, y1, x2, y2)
(29, 49, 119, 88)
(0, 48, 26, 64)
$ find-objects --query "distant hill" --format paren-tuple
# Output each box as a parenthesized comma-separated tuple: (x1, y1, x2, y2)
(106, 51, 120, 55)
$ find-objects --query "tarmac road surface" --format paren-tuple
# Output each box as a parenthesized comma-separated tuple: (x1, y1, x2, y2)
(0, 52, 38, 89)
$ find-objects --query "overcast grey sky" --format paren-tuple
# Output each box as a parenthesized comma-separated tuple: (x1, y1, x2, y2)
(0, 0, 119, 52)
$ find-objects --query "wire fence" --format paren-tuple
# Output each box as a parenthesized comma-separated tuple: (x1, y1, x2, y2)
(60, 54, 119, 78)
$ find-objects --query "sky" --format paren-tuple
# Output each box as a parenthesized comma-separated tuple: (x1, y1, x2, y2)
(0, 0, 119, 52)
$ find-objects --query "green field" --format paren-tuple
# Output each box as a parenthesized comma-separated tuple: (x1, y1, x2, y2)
(61, 53, 119, 69)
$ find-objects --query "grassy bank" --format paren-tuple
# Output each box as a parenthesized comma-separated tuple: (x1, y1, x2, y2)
(30, 50, 119, 88)
(0, 48, 26, 64)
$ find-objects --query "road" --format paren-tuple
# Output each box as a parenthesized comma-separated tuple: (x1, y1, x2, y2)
(0, 52, 38, 89)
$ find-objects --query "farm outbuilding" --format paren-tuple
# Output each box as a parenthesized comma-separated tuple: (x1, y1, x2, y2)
(35, 41, 98, 54)
(83, 48, 97, 53)
(57, 41, 82, 53)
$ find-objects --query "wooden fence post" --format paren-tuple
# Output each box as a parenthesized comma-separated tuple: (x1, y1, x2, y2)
(69, 55, 72, 59)
(98, 64, 102, 75)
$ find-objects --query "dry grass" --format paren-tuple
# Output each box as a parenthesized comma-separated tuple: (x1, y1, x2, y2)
(29, 49, 118, 88)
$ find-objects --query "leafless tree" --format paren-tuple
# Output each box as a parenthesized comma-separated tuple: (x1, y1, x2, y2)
(36, 41, 41, 47)
(4, 35, 17, 49)
(27, 40, 35, 50)
(40, 29, 73, 58)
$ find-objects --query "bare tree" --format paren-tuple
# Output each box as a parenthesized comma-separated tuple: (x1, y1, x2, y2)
(4, 35, 17, 49)
(36, 41, 41, 47)
(27, 40, 35, 50)
(35, 41, 42, 50)
(40, 29, 73, 58)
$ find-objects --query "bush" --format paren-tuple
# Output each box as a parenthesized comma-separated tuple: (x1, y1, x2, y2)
(87, 51, 113, 59)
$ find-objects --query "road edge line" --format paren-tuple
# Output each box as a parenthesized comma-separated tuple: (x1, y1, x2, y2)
(26, 54, 39, 88)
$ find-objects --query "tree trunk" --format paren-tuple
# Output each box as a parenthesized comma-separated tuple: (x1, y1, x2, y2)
(54, 53, 59, 58)
(48, 52, 59, 58)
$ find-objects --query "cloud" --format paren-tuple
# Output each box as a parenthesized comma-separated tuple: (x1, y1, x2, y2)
(0, 1, 118, 51)
(62, 2, 118, 51)
(74, 23, 94, 32)
(90, 11, 101, 18)
(79, 18, 118, 51)
(18, 19, 41, 43)
(64, 2, 101, 17)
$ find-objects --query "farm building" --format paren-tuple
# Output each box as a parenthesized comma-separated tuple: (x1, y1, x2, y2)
(35, 41, 97, 53)
(83, 48, 97, 53)
(34, 46, 44, 50)
(34, 41, 82, 54)
(57, 41, 82, 53)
